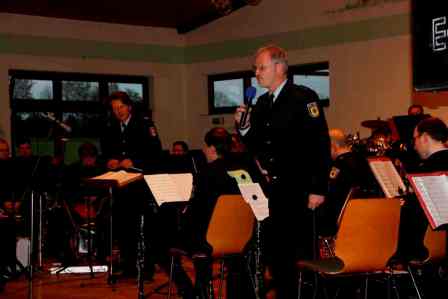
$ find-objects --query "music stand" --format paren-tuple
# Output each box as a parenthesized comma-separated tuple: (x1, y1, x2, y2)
(84, 171, 144, 285)
(82, 178, 118, 284)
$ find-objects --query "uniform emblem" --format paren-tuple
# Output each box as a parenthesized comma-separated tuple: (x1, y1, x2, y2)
(329, 167, 340, 179)
(307, 102, 320, 118)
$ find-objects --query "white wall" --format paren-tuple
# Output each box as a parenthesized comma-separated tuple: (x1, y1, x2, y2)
(0, 1, 428, 150)
(0, 14, 187, 148)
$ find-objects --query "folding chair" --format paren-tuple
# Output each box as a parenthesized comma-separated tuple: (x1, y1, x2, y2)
(167, 194, 255, 299)
(404, 227, 447, 299)
(297, 198, 401, 299)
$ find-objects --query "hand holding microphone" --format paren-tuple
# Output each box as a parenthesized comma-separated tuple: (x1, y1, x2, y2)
(236, 86, 257, 130)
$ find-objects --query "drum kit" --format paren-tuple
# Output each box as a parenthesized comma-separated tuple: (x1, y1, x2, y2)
(347, 118, 394, 156)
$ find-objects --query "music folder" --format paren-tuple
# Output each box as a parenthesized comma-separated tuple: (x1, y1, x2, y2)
(143, 173, 192, 206)
(367, 157, 406, 198)
(227, 169, 253, 184)
(407, 172, 448, 229)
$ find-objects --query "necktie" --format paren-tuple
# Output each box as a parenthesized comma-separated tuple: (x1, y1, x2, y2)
(268, 93, 274, 109)
(121, 123, 127, 132)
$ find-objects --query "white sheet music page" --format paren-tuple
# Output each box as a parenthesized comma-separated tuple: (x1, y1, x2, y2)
(169, 173, 193, 202)
(144, 173, 192, 206)
(408, 173, 448, 229)
(238, 183, 269, 221)
(368, 157, 406, 198)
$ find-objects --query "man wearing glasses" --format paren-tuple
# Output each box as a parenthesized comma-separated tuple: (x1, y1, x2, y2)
(235, 45, 331, 298)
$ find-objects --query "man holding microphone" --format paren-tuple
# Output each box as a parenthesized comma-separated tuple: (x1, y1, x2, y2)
(235, 45, 331, 298)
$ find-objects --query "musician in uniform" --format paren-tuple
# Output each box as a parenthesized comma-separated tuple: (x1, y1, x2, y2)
(392, 117, 448, 264)
(181, 127, 254, 298)
(319, 129, 378, 237)
(100, 91, 162, 171)
(235, 45, 331, 298)
(100, 91, 162, 277)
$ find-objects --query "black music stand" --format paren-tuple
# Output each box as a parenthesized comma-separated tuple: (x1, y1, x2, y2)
(82, 178, 119, 284)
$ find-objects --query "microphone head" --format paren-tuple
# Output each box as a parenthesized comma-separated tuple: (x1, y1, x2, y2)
(245, 86, 257, 100)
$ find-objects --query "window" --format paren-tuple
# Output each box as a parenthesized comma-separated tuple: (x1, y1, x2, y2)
(9, 70, 150, 163)
(208, 62, 330, 114)
(290, 62, 330, 107)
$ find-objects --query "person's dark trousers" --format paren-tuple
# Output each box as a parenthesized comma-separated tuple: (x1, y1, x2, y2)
(226, 256, 256, 299)
(193, 257, 213, 299)
(395, 196, 429, 261)
(114, 181, 156, 277)
(268, 188, 314, 299)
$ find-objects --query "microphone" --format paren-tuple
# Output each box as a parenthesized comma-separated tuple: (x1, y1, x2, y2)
(42, 112, 72, 133)
(239, 86, 257, 130)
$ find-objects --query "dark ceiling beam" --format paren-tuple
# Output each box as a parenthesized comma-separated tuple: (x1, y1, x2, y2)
(177, 0, 248, 34)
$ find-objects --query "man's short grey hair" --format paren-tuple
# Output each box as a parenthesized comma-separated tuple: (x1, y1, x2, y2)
(255, 45, 288, 73)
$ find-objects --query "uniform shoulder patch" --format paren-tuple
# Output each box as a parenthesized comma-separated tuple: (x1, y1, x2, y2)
(307, 102, 320, 118)
(329, 167, 340, 179)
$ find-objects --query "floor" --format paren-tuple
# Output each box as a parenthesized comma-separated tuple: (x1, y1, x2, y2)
(1, 265, 182, 299)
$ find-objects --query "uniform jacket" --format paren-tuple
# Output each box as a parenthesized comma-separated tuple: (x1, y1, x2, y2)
(243, 82, 331, 197)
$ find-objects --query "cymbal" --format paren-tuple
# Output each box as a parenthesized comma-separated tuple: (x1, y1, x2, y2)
(361, 119, 388, 129)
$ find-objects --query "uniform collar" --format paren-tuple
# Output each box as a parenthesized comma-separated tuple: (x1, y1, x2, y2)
(270, 79, 288, 103)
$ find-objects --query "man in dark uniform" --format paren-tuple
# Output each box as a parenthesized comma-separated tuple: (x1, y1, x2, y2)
(100, 91, 162, 172)
(235, 45, 331, 298)
(319, 129, 379, 237)
(392, 117, 448, 265)
(100, 91, 162, 276)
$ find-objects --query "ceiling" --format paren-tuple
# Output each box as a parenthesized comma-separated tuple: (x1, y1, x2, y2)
(0, 0, 257, 34)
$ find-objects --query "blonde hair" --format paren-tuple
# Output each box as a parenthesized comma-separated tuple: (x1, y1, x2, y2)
(329, 128, 348, 147)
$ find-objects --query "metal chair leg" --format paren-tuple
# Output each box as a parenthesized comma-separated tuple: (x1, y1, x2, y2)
(364, 276, 368, 299)
(167, 255, 175, 299)
(298, 271, 303, 299)
(407, 265, 423, 299)
(217, 260, 225, 299)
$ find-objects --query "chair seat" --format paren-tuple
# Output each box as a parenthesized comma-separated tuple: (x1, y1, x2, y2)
(297, 257, 345, 274)
(168, 247, 189, 257)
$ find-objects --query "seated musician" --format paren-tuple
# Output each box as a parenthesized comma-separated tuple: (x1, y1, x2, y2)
(169, 127, 254, 299)
(47, 143, 104, 264)
(319, 129, 379, 238)
(0, 138, 17, 288)
(391, 117, 448, 265)
(0, 138, 16, 216)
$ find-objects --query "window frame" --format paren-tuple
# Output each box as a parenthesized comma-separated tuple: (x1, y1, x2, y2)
(207, 61, 330, 115)
(9, 70, 151, 160)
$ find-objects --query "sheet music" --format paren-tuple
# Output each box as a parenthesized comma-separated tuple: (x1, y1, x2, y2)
(144, 173, 192, 206)
(368, 158, 406, 198)
(409, 174, 448, 229)
(238, 183, 269, 221)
